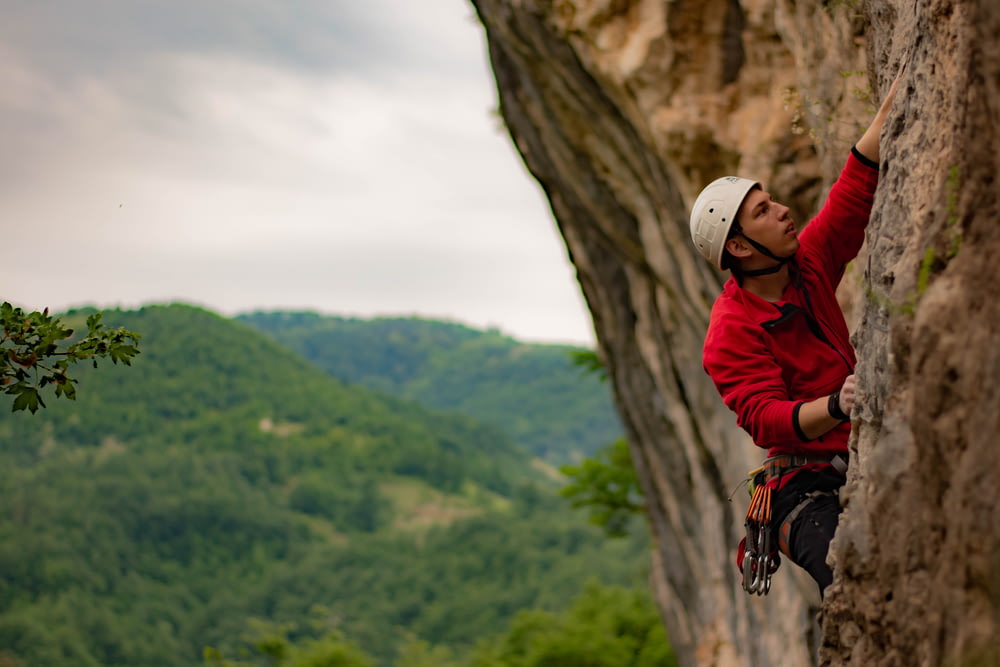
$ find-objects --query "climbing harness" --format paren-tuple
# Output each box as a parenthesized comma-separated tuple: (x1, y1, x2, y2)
(764, 453, 847, 479)
(737, 453, 847, 596)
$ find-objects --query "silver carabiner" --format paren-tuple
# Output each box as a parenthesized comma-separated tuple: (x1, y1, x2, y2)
(742, 551, 754, 592)
(747, 522, 773, 595)
(754, 551, 770, 595)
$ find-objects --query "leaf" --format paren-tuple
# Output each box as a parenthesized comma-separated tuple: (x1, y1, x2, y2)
(110, 344, 140, 365)
(11, 385, 44, 413)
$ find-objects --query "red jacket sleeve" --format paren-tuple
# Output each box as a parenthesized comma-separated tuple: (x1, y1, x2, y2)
(798, 150, 879, 289)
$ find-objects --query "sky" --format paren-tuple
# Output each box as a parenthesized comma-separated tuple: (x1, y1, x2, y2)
(0, 1, 596, 346)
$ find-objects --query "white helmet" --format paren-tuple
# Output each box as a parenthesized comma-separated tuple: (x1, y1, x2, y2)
(689, 176, 759, 270)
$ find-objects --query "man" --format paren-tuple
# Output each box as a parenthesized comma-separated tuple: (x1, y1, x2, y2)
(689, 71, 902, 596)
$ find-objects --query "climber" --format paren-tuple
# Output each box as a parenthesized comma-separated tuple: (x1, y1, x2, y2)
(688, 68, 903, 597)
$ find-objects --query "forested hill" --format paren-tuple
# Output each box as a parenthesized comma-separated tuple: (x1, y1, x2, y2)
(0, 303, 653, 666)
(2, 304, 529, 495)
(237, 311, 622, 461)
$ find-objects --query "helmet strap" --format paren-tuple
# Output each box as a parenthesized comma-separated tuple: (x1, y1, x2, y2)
(741, 262, 787, 277)
(737, 234, 795, 277)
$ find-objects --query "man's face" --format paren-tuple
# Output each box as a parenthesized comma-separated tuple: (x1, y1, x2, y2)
(735, 188, 799, 258)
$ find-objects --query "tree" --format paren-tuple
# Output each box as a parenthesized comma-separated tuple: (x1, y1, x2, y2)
(467, 580, 676, 667)
(203, 619, 375, 667)
(559, 439, 644, 538)
(560, 351, 644, 538)
(0, 303, 140, 413)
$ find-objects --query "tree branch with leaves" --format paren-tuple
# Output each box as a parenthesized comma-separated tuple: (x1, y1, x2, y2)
(1, 302, 141, 413)
(559, 438, 645, 538)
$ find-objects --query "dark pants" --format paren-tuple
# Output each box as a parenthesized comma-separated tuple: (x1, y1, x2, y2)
(772, 469, 844, 597)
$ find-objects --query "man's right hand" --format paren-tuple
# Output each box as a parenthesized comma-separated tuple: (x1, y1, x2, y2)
(839, 374, 856, 416)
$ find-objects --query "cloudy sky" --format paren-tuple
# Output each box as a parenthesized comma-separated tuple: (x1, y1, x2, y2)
(0, 1, 596, 346)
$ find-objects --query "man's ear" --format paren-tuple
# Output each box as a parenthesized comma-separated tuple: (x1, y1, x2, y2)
(725, 236, 752, 260)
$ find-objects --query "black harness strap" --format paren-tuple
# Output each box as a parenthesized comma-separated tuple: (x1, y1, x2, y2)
(777, 490, 838, 557)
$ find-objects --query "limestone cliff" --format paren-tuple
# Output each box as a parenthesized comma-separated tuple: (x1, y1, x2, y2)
(471, 1, 1000, 665)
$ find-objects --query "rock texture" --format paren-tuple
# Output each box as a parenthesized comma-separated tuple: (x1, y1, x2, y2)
(471, 0, 1000, 665)
(824, 1, 1000, 665)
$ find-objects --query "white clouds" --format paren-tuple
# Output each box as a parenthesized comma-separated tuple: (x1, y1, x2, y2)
(0, 1, 595, 346)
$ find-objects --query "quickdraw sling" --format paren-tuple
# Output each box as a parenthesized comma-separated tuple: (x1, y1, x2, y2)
(741, 469, 777, 595)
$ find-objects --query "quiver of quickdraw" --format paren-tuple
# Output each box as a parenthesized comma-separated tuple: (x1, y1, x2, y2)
(737, 470, 780, 595)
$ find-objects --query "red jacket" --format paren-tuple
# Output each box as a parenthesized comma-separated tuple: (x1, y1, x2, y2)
(702, 150, 879, 462)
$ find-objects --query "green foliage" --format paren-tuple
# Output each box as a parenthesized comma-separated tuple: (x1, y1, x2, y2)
(395, 638, 459, 667)
(867, 165, 964, 319)
(916, 246, 937, 296)
(205, 581, 675, 667)
(289, 475, 388, 533)
(559, 439, 645, 538)
(0, 303, 140, 413)
(467, 581, 676, 667)
(0, 304, 653, 667)
(205, 618, 374, 667)
(566, 349, 607, 381)
(237, 313, 622, 461)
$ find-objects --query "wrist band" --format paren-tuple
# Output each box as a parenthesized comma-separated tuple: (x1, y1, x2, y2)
(828, 391, 850, 422)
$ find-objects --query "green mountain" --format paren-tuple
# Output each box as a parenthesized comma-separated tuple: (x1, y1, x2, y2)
(0, 304, 647, 667)
(236, 312, 622, 462)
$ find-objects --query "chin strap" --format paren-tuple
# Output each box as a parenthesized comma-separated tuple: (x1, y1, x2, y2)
(738, 234, 795, 276)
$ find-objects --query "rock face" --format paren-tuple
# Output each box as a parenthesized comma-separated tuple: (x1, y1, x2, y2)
(823, 2, 1000, 666)
(472, 0, 1000, 665)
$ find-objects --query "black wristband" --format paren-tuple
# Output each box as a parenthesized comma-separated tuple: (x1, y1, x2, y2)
(792, 402, 810, 442)
(851, 145, 880, 170)
(828, 391, 850, 422)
